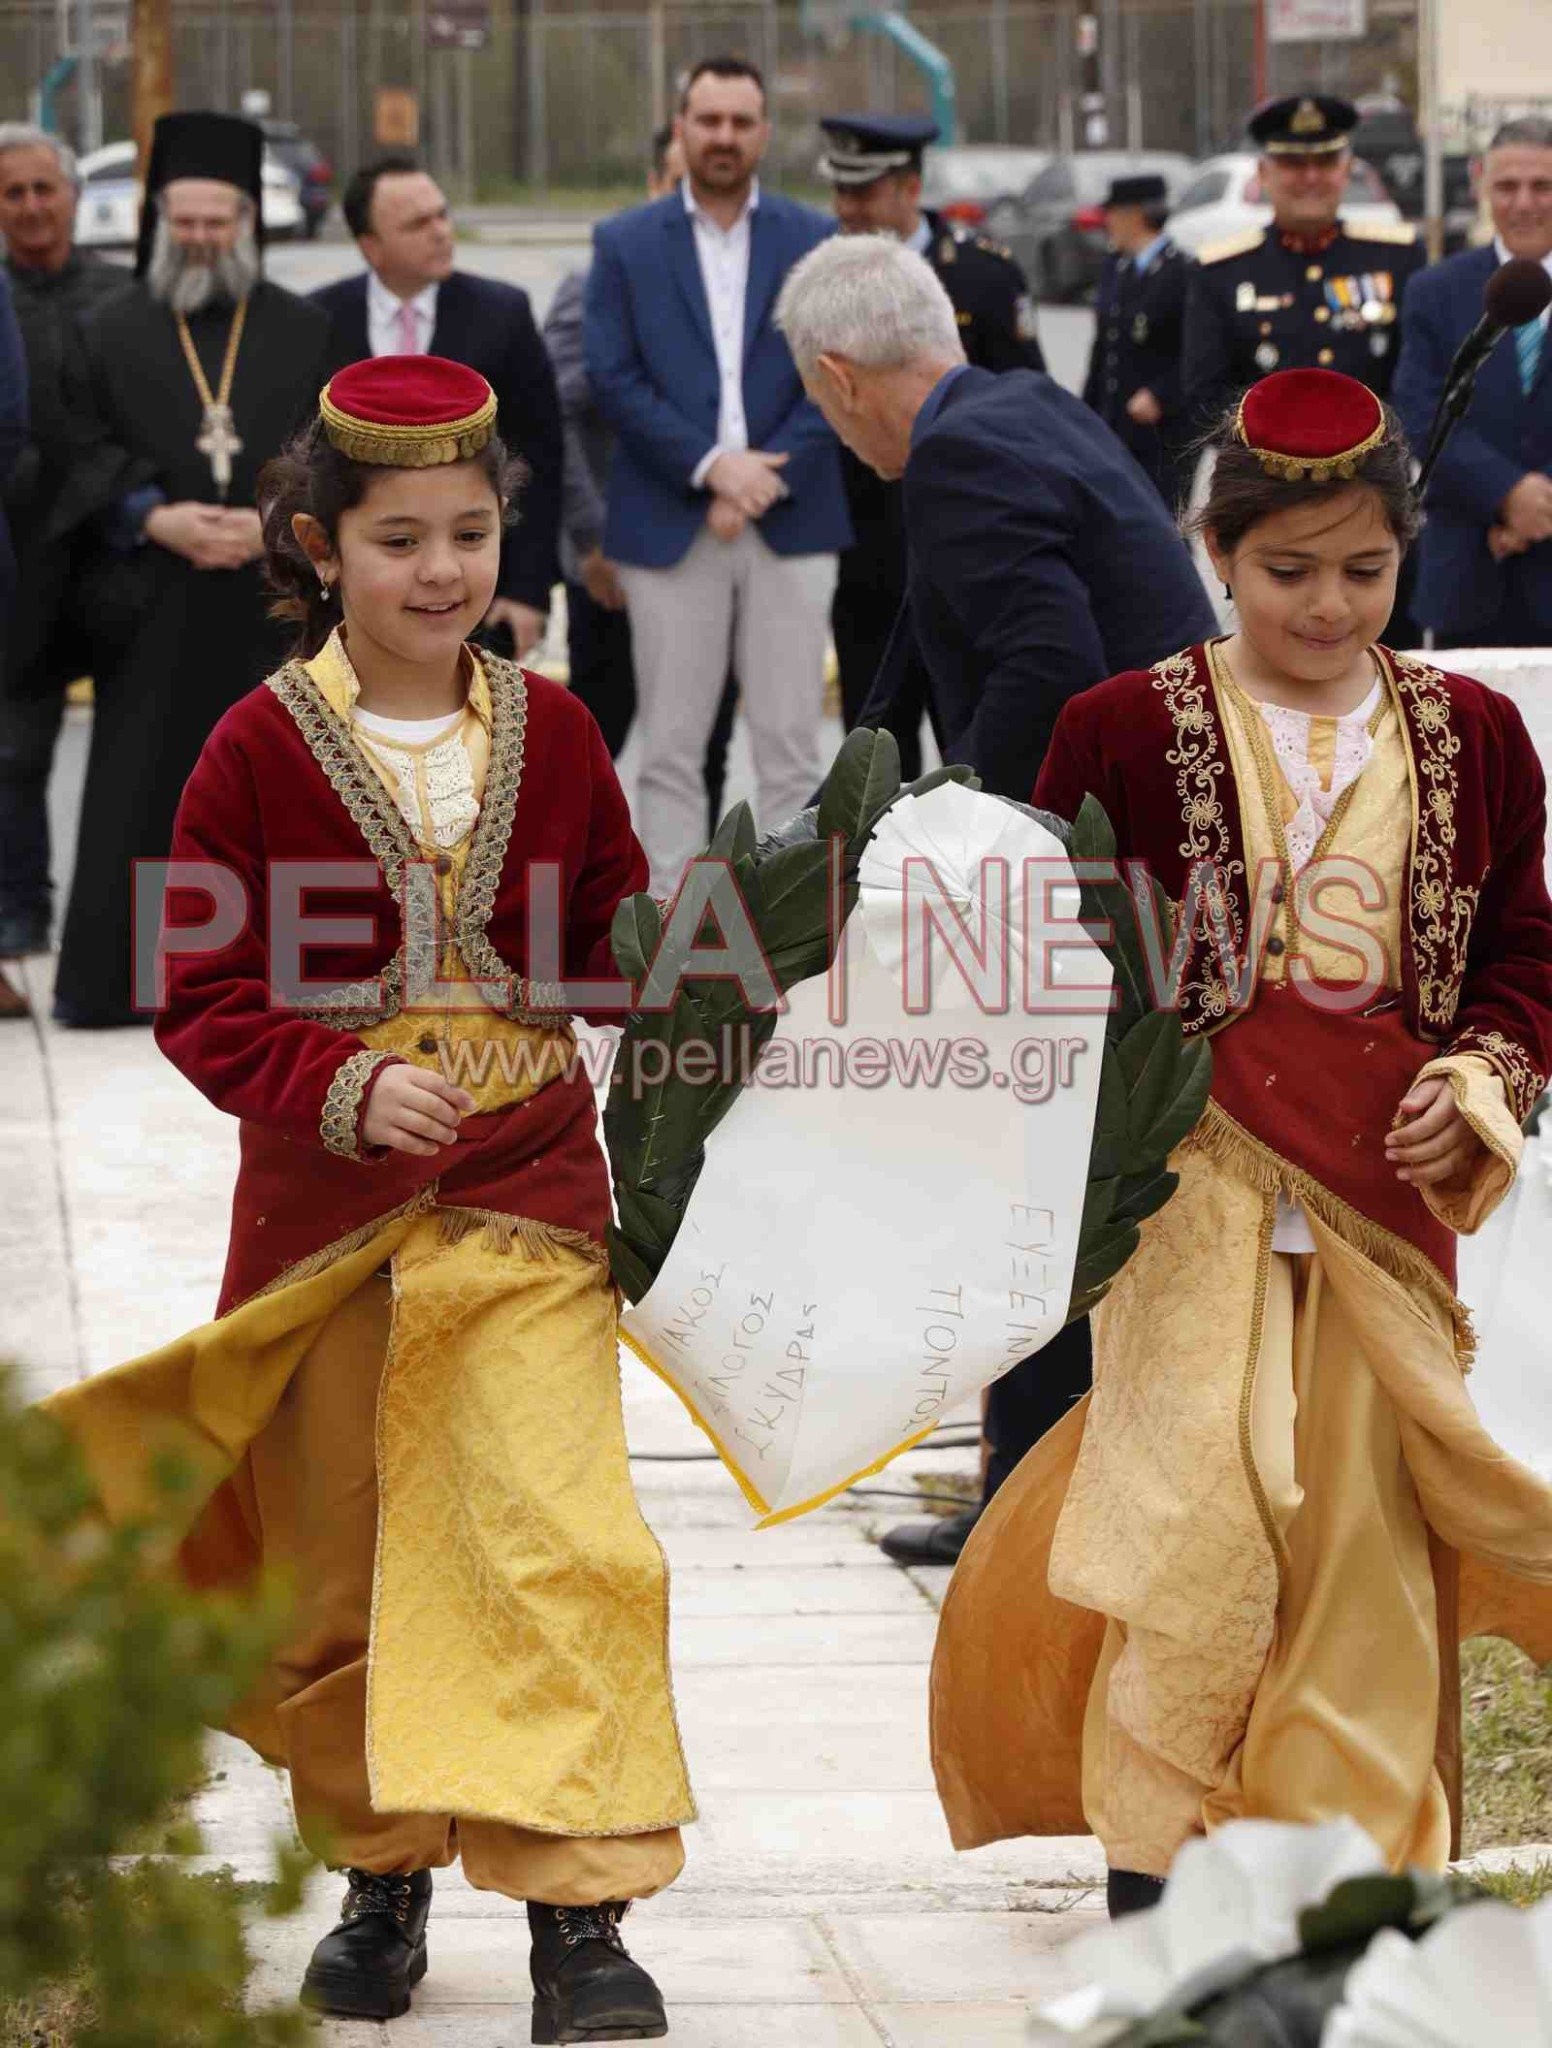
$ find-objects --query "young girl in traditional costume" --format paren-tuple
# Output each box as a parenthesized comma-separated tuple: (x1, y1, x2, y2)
(45, 357, 689, 2040)
(930, 368, 1552, 1917)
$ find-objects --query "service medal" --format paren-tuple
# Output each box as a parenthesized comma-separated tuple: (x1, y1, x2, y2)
(1255, 341, 1280, 369)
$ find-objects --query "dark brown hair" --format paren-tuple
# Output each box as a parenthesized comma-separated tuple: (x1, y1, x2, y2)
(680, 55, 766, 112)
(258, 422, 525, 659)
(1190, 399, 1420, 556)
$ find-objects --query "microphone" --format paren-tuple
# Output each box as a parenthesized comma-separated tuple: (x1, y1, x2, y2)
(1415, 259, 1552, 498)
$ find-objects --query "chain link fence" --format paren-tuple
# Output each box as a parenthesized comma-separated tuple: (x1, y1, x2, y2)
(0, 0, 1468, 201)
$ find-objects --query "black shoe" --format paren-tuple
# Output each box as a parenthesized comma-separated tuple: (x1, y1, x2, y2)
(0, 907, 49, 959)
(879, 1504, 981, 1566)
(1107, 1867, 1166, 1919)
(300, 1867, 432, 2020)
(527, 1900, 668, 2043)
(50, 999, 149, 1029)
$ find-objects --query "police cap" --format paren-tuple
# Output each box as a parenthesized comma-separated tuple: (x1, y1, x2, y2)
(1103, 173, 1169, 210)
(818, 112, 939, 187)
(1247, 93, 1358, 156)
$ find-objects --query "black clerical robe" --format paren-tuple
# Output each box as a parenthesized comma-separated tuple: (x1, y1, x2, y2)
(55, 278, 330, 1025)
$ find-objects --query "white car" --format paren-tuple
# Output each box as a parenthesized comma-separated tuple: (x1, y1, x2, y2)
(1167, 152, 1407, 258)
(75, 140, 305, 251)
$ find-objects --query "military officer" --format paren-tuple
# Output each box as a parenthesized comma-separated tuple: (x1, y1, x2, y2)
(1081, 172, 1195, 510)
(819, 111, 1046, 771)
(1182, 93, 1424, 432)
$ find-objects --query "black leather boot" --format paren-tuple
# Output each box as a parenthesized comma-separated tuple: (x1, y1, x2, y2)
(300, 1866, 432, 2019)
(526, 1900, 668, 2043)
(1107, 1867, 1166, 1919)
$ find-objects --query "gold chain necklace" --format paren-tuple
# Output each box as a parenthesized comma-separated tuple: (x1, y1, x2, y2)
(175, 294, 249, 502)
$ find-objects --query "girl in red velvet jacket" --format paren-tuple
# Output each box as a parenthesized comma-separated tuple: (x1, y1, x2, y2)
(931, 369, 1552, 1921)
(48, 356, 690, 2043)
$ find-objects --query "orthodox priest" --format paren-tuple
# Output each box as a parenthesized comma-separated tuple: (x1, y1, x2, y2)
(51, 111, 330, 1027)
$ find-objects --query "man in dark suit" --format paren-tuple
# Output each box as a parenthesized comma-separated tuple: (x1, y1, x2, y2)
(777, 231, 1216, 1565)
(584, 55, 852, 896)
(313, 154, 563, 659)
(820, 111, 1046, 778)
(779, 232, 1217, 804)
(1393, 117, 1552, 648)
(1082, 173, 1195, 511)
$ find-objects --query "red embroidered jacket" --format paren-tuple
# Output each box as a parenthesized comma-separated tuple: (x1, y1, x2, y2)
(1033, 643, 1552, 1125)
(154, 653, 647, 1159)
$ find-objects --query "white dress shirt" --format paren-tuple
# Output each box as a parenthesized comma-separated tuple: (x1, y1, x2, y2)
(684, 177, 760, 487)
(367, 271, 440, 358)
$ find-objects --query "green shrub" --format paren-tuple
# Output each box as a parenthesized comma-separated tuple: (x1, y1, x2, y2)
(0, 1367, 307, 2045)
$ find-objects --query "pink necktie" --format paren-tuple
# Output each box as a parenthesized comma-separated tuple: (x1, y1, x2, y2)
(395, 301, 419, 354)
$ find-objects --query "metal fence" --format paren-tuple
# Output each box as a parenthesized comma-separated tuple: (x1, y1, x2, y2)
(0, 0, 1470, 200)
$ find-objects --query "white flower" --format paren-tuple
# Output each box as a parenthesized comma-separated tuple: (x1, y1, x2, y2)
(1324, 1896, 1552, 2046)
(1030, 1818, 1386, 2042)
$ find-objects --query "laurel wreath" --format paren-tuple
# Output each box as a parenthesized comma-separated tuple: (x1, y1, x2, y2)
(604, 728, 1211, 1312)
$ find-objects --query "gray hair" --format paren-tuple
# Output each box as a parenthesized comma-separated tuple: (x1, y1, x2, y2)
(1487, 116, 1552, 154)
(0, 122, 79, 186)
(775, 233, 965, 381)
(146, 208, 261, 313)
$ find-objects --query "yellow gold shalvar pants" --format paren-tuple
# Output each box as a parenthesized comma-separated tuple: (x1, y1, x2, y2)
(1083, 1249, 1452, 1877)
(228, 1218, 688, 1905)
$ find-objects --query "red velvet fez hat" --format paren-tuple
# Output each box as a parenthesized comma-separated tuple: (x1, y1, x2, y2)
(1233, 368, 1385, 483)
(318, 355, 498, 467)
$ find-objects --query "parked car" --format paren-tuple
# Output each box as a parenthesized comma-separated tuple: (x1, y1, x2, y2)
(256, 117, 333, 240)
(1167, 152, 1405, 259)
(920, 145, 1053, 228)
(988, 150, 1195, 302)
(75, 140, 305, 251)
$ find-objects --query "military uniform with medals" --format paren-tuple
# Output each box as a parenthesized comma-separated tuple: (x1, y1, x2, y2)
(1081, 173, 1195, 509)
(819, 113, 1047, 768)
(1182, 94, 1425, 431)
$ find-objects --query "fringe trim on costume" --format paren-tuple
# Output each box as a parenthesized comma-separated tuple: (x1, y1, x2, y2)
(246, 1185, 442, 1305)
(1181, 1099, 1478, 1372)
(433, 1205, 609, 1267)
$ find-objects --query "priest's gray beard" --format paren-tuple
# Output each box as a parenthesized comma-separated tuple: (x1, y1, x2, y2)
(146, 216, 261, 314)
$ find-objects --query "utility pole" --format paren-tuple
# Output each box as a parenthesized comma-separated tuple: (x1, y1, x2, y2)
(130, 0, 172, 173)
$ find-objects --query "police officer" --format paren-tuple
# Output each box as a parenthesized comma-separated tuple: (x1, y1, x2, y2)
(1081, 173, 1194, 510)
(1182, 93, 1424, 432)
(820, 112, 1046, 776)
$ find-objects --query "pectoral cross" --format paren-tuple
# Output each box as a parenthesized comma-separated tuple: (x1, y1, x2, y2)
(197, 403, 244, 503)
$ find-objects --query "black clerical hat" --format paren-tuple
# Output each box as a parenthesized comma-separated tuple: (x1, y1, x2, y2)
(1102, 173, 1168, 210)
(818, 112, 939, 186)
(1246, 94, 1358, 157)
(134, 110, 265, 276)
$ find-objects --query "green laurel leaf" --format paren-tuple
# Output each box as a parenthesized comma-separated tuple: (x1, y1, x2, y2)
(610, 891, 663, 991)
(817, 726, 902, 846)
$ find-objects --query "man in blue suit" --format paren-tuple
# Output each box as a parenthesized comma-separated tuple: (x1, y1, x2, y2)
(1393, 117, 1552, 648)
(584, 55, 852, 894)
(312, 155, 563, 660)
(776, 232, 1217, 806)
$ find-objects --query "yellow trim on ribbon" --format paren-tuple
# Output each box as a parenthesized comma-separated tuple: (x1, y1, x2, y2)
(617, 1323, 943, 1529)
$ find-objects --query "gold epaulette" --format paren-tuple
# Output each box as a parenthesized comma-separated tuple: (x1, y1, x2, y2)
(1343, 218, 1420, 247)
(1197, 228, 1266, 264)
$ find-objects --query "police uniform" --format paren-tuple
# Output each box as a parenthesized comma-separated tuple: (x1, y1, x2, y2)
(820, 113, 1046, 768)
(1080, 173, 1194, 510)
(1181, 94, 1425, 431)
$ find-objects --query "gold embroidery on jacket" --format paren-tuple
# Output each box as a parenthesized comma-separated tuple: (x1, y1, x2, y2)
(266, 657, 567, 1031)
(1155, 644, 1244, 1028)
(1449, 1027, 1546, 1126)
(1388, 652, 1478, 1033)
(320, 1047, 403, 1160)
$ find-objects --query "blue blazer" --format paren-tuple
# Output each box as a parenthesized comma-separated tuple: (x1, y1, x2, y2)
(1392, 246, 1552, 638)
(583, 190, 852, 568)
(859, 366, 1217, 800)
(311, 268, 564, 612)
